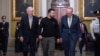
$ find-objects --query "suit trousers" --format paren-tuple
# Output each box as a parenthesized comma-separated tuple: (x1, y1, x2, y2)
(42, 37, 55, 56)
(63, 35, 77, 56)
(1, 35, 8, 54)
(23, 38, 36, 56)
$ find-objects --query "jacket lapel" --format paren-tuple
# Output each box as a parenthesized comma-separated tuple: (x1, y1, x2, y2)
(31, 16, 34, 29)
(26, 16, 30, 29)
(64, 16, 69, 28)
(70, 15, 74, 28)
(65, 15, 75, 28)
(27, 16, 34, 30)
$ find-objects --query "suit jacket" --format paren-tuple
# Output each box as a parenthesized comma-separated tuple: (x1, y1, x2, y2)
(19, 15, 39, 42)
(0, 22, 9, 37)
(60, 15, 81, 41)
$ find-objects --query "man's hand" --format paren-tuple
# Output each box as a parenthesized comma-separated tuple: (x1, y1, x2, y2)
(0, 27, 4, 30)
(94, 38, 96, 41)
(60, 38, 63, 43)
(57, 38, 60, 43)
(20, 36, 24, 42)
(39, 35, 43, 40)
(79, 38, 82, 42)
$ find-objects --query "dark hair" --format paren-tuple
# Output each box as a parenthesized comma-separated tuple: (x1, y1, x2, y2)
(48, 8, 55, 13)
(1, 16, 6, 19)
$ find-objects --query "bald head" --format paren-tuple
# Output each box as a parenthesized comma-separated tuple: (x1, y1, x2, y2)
(66, 7, 73, 17)
(26, 6, 34, 16)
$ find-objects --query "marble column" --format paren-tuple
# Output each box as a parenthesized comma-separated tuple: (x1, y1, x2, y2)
(69, 0, 78, 14)
(41, 0, 47, 17)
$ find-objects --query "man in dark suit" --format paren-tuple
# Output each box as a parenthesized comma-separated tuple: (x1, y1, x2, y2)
(60, 7, 81, 56)
(0, 16, 9, 56)
(19, 7, 39, 56)
(79, 19, 88, 55)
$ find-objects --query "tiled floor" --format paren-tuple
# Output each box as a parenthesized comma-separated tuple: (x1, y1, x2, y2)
(4, 47, 94, 56)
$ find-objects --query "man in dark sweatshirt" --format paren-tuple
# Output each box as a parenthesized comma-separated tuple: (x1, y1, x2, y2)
(38, 8, 60, 56)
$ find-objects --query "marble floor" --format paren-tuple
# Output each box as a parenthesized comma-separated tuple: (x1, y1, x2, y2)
(3, 47, 94, 56)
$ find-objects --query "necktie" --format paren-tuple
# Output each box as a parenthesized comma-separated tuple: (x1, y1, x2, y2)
(80, 23, 84, 33)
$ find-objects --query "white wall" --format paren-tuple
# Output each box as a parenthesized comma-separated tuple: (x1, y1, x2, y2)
(38, 0, 48, 17)
(69, 0, 78, 15)
(47, 0, 52, 9)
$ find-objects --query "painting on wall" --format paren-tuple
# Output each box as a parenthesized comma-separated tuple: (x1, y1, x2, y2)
(79, 0, 100, 20)
(12, 0, 38, 20)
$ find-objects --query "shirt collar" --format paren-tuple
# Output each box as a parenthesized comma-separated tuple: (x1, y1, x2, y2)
(28, 16, 33, 19)
(2, 21, 6, 24)
(68, 16, 72, 20)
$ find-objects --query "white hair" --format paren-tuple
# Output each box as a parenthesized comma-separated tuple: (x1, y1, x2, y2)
(66, 7, 73, 11)
(26, 6, 34, 11)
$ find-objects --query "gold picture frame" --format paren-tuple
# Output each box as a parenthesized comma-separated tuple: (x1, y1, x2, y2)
(12, 0, 38, 21)
(78, 0, 97, 20)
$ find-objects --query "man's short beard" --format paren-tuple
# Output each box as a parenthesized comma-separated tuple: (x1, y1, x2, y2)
(50, 16, 54, 18)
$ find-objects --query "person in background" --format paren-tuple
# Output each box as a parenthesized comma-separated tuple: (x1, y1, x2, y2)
(90, 10, 100, 56)
(19, 6, 39, 56)
(0, 16, 9, 56)
(15, 22, 23, 55)
(79, 18, 88, 56)
(38, 8, 60, 56)
(60, 7, 81, 56)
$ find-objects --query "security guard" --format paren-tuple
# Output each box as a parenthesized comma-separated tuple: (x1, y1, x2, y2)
(90, 10, 100, 56)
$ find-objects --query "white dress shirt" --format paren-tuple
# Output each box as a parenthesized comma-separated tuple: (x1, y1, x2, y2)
(68, 16, 72, 28)
(90, 18, 100, 39)
(28, 16, 33, 28)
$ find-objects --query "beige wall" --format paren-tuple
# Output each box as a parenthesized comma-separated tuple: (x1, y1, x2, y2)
(0, 0, 14, 47)
(0, 0, 11, 37)
(0, 0, 10, 21)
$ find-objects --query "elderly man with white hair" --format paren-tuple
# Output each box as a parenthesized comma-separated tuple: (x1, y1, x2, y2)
(19, 6, 39, 56)
(60, 7, 81, 56)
